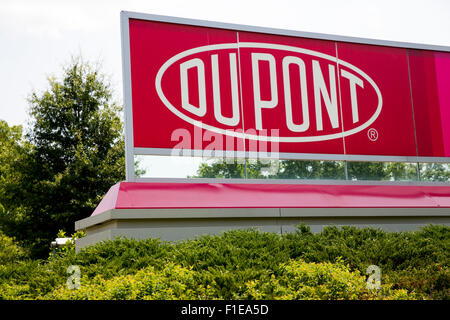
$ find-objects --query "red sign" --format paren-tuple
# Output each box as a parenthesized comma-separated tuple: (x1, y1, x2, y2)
(122, 13, 450, 162)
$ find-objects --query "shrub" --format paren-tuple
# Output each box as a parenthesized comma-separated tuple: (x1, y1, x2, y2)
(0, 231, 26, 265)
(0, 225, 447, 300)
(49, 230, 86, 259)
(44, 259, 416, 300)
(241, 259, 415, 300)
(46, 263, 215, 300)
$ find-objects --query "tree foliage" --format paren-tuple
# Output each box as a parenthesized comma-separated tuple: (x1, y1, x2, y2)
(421, 163, 450, 182)
(195, 158, 446, 182)
(195, 159, 273, 179)
(0, 121, 33, 236)
(0, 58, 126, 257)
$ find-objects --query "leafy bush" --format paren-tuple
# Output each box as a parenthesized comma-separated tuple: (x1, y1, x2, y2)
(0, 231, 26, 265)
(46, 263, 214, 300)
(241, 259, 413, 300)
(0, 225, 448, 300)
(43, 260, 414, 300)
(49, 230, 86, 259)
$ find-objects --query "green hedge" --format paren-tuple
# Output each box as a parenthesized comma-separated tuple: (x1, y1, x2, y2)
(43, 259, 412, 300)
(0, 225, 448, 300)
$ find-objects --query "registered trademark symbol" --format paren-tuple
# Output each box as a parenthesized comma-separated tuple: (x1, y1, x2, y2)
(368, 128, 378, 141)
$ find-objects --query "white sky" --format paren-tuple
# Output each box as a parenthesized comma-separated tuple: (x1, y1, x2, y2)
(1, 0, 449, 177)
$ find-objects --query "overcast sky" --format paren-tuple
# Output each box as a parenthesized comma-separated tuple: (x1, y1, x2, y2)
(1, 0, 449, 177)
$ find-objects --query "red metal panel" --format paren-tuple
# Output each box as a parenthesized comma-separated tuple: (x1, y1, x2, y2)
(92, 183, 120, 215)
(407, 50, 450, 158)
(336, 42, 416, 156)
(434, 52, 450, 157)
(129, 19, 245, 152)
(90, 182, 450, 216)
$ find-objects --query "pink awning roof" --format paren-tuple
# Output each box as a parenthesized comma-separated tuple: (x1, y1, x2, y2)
(92, 182, 450, 216)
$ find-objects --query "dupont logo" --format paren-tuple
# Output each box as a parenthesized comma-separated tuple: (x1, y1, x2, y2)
(155, 43, 383, 142)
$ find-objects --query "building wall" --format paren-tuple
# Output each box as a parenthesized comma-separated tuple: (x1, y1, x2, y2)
(75, 208, 450, 250)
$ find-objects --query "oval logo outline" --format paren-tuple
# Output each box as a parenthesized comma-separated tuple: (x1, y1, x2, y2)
(155, 42, 383, 142)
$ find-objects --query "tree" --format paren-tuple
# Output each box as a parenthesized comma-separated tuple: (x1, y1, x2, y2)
(195, 158, 449, 182)
(195, 159, 273, 179)
(0, 121, 33, 236)
(276, 160, 345, 180)
(346, 161, 388, 181)
(4, 58, 126, 257)
(420, 163, 450, 182)
(385, 162, 419, 181)
(194, 159, 342, 180)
